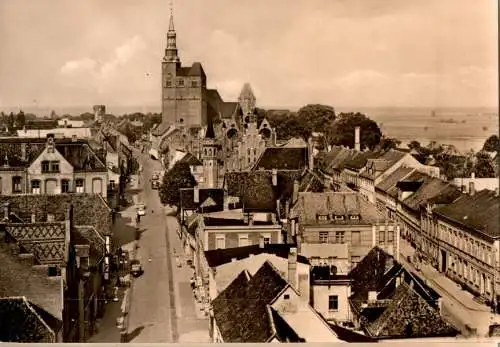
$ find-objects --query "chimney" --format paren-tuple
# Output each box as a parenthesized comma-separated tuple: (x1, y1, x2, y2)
(292, 180, 299, 204)
(259, 237, 264, 248)
(31, 213, 36, 223)
(288, 247, 298, 289)
(495, 188, 499, 197)
(272, 128, 277, 146)
(248, 213, 254, 226)
(471, 172, 475, 180)
(469, 181, 475, 196)
(21, 143, 26, 161)
(231, 258, 237, 262)
(354, 126, 361, 152)
(2, 203, 9, 220)
(194, 187, 200, 203)
(307, 137, 314, 170)
(272, 169, 278, 186)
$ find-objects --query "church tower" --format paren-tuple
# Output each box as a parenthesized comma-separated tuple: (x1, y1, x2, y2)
(162, 6, 180, 125)
(202, 117, 220, 188)
(239, 83, 257, 133)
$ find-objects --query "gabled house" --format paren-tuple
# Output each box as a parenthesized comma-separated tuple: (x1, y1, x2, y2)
(0, 296, 62, 342)
(0, 136, 108, 197)
(178, 152, 203, 184)
(375, 166, 415, 219)
(348, 247, 458, 340)
(211, 260, 340, 342)
(289, 191, 400, 269)
(358, 149, 440, 203)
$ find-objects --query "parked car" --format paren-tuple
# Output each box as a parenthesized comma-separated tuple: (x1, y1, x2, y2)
(136, 203, 146, 216)
(130, 259, 143, 277)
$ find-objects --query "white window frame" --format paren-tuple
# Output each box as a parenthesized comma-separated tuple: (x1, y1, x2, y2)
(328, 295, 339, 312)
(75, 179, 85, 193)
(261, 233, 271, 246)
(215, 234, 226, 249)
(238, 234, 249, 247)
(31, 180, 41, 194)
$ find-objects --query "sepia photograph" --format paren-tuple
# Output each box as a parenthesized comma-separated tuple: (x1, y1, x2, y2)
(0, 0, 498, 344)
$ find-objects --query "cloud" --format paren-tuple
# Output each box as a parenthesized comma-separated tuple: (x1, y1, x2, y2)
(100, 35, 146, 77)
(60, 57, 97, 74)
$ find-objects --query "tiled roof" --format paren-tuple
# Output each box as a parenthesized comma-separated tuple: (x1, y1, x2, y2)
(298, 169, 325, 193)
(360, 150, 407, 179)
(178, 152, 202, 166)
(151, 122, 172, 136)
(401, 177, 460, 212)
(0, 243, 62, 320)
(0, 194, 112, 237)
(252, 147, 309, 171)
(343, 150, 384, 171)
(0, 297, 61, 342)
(349, 247, 402, 308)
(290, 192, 385, 225)
(212, 261, 289, 342)
(434, 189, 500, 238)
(179, 188, 224, 213)
(55, 143, 107, 172)
(328, 323, 377, 343)
(375, 167, 415, 193)
(205, 244, 309, 268)
(224, 171, 300, 213)
(365, 282, 458, 338)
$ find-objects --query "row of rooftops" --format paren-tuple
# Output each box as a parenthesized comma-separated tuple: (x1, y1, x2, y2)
(0, 136, 107, 172)
(209, 243, 458, 341)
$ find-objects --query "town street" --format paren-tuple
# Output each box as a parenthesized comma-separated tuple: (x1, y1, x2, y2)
(125, 151, 209, 343)
(398, 238, 500, 337)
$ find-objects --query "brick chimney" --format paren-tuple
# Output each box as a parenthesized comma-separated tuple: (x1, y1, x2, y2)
(354, 126, 361, 152)
(194, 187, 200, 203)
(272, 169, 278, 186)
(288, 247, 298, 290)
(307, 137, 314, 170)
(3, 203, 10, 220)
(21, 143, 26, 161)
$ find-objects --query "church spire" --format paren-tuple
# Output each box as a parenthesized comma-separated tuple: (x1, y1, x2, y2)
(164, 1, 180, 63)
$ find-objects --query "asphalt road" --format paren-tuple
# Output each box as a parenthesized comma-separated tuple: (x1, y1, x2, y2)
(126, 151, 177, 342)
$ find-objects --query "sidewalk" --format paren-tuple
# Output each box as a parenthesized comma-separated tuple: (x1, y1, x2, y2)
(164, 207, 210, 343)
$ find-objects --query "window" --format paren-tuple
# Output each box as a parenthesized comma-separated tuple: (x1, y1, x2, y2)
(191, 80, 198, 88)
(253, 148, 257, 156)
(12, 176, 22, 193)
(75, 179, 85, 193)
(50, 161, 60, 173)
(328, 295, 339, 311)
(41, 160, 50, 173)
(238, 234, 249, 247)
(261, 234, 271, 246)
(109, 180, 116, 190)
(177, 79, 184, 87)
(379, 231, 385, 244)
(319, 232, 328, 243)
(166, 80, 172, 87)
(334, 215, 345, 220)
(215, 235, 225, 249)
(351, 231, 361, 245)
(351, 256, 361, 267)
(335, 232, 345, 244)
(388, 231, 394, 243)
(61, 179, 70, 193)
(349, 215, 360, 220)
(317, 215, 329, 222)
(31, 180, 41, 194)
(284, 294, 290, 300)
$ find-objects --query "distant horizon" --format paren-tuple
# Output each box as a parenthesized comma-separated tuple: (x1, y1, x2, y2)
(0, 104, 498, 117)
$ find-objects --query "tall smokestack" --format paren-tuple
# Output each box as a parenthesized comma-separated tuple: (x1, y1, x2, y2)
(469, 181, 475, 196)
(307, 137, 314, 170)
(288, 247, 297, 289)
(354, 126, 361, 152)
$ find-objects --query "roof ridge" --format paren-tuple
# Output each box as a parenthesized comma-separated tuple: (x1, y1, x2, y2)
(23, 296, 57, 340)
(265, 305, 278, 342)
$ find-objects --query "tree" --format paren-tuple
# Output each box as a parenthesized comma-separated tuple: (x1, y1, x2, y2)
(408, 141, 421, 150)
(376, 136, 401, 151)
(159, 162, 197, 208)
(16, 110, 26, 129)
(483, 135, 499, 152)
(327, 112, 382, 150)
(473, 152, 496, 178)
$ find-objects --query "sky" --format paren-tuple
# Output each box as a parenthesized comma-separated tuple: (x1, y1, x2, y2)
(0, 0, 498, 112)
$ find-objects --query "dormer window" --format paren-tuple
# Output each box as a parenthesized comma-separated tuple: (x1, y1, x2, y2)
(317, 214, 329, 222)
(334, 215, 345, 220)
(349, 215, 360, 220)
